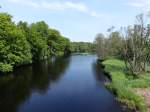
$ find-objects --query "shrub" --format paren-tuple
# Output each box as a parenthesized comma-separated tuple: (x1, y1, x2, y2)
(0, 63, 13, 72)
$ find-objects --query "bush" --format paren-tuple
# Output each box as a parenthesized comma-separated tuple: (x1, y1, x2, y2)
(0, 63, 13, 72)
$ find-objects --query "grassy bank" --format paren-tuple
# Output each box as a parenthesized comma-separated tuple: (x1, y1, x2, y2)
(101, 59, 150, 112)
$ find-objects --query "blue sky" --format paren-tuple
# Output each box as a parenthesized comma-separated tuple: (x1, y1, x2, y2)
(0, 0, 149, 42)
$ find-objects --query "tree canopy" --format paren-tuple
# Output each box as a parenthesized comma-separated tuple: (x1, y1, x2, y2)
(70, 42, 95, 53)
(0, 12, 71, 73)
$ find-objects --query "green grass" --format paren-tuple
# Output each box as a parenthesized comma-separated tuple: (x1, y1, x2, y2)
(102, 59, 150, 112)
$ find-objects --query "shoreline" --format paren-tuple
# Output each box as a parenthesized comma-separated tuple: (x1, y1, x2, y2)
(98, 58, 150, 112)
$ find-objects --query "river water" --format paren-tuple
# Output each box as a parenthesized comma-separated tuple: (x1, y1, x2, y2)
(0, 55, 122, 112)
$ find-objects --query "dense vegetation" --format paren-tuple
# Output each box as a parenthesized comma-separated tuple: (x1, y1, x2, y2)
(70, 42, 95, 53)
(95, 13, 150, 111)
(0, 12, 71, 73)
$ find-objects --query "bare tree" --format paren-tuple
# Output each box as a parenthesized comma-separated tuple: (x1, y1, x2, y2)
(121, 14, 150, 75)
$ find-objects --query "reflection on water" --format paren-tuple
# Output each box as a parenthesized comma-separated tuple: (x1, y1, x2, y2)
(0, 55, 121, 112)
(0, 57, 70, 112)
(92, 61, 109, 83)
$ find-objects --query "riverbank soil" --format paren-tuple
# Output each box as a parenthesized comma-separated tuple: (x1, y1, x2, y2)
(135, 88, 150, 112)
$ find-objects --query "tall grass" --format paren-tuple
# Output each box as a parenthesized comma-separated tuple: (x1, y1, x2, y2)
(102, 59, 150, 112)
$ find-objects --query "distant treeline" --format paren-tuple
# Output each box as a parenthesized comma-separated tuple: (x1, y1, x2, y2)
(0, 12, 71, 72)
(70, 42, 96, 53)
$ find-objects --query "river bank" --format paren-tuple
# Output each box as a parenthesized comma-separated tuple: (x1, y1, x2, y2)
(100, 59, 150, 112)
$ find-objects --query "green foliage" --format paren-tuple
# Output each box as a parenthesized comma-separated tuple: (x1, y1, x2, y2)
(0, 63, 12, 72)
(29, 22, 49, 60)
(47, 29, 71, 56)
(0, 13, 71, 73)
(70, 42, 95, 53)
(30, 21, 49, 37)
(17, 21, 50, 61)
(103, 59, 150, 112)
(0, 13, 32, 72)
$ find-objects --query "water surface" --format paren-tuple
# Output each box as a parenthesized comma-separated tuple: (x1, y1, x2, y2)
(0, 55, 121, 112)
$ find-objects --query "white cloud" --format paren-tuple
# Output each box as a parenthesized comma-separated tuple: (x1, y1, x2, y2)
(128, 2, 144, 8)
(127, 0, 150, 12)
(38, 1, 89, 13)
(90, 11, 109, 18)
(6, 0, 109, 18)
(28, 1, 40, 8)
(7, 0, 20, 3)
(65, 2, 88, 12)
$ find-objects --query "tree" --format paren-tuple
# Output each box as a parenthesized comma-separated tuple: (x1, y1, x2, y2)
(30, 21, 49, 38)
(47, 28, 71, 56)
(17, 21, 50, 61)
(94, 31, 123, 60)
(70, 42, 95, 53)
(121, 14, 150, 75)
(0, 13, 32, 72)
(94, 33, 107, 59)
(107, 31, 124, 58)
(0, 12, 71, 73)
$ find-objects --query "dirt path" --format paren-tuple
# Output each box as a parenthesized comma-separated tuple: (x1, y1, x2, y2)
(135, 88, 150, 112)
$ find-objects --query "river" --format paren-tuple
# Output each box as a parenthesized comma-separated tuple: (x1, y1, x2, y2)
(0, 55, 122, 112)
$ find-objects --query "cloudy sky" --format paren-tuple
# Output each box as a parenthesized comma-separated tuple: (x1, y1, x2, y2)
(0, 0, 150, 42)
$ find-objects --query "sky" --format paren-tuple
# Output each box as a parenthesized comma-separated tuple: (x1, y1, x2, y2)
(0, 0, 150, 42)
